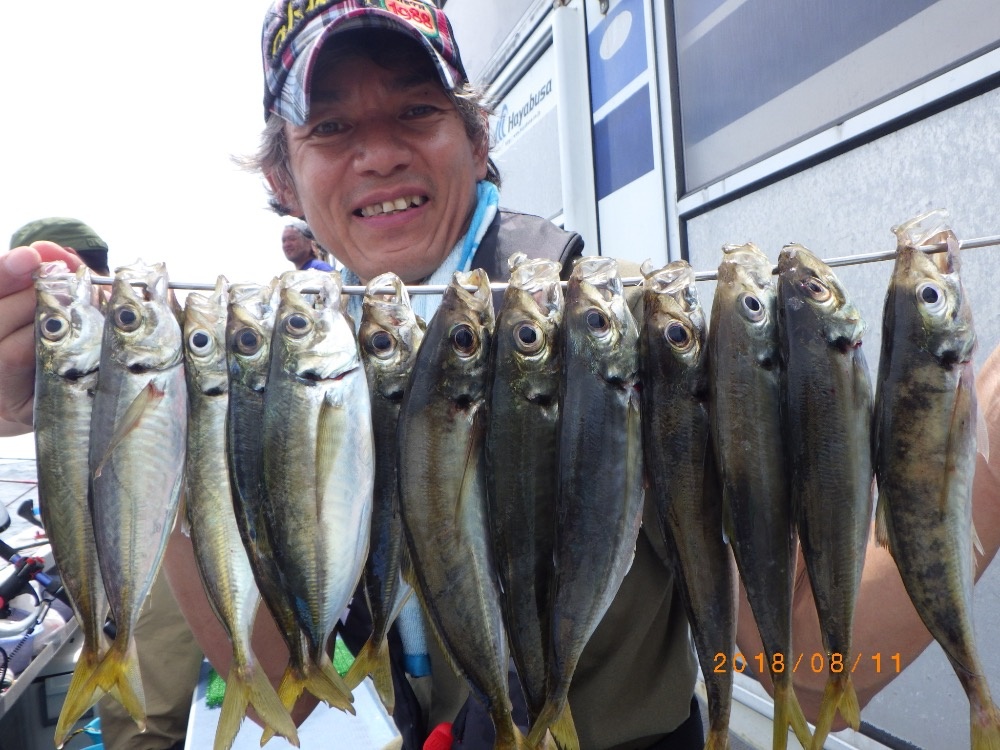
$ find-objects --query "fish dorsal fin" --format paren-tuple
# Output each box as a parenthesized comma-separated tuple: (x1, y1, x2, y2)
(874, 485, 893, 555)
(94, 378, 165, 478)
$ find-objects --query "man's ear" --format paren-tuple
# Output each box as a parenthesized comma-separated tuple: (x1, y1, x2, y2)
(265, 168, 303, 217)
(474, 114, 490, 181)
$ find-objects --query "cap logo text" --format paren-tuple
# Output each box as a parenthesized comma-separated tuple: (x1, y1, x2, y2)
(271, 0, 338, 57)
(379, 0, 439, 39)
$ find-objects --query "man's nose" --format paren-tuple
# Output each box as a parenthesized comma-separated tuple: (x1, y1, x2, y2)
(353, 120, 412, 175)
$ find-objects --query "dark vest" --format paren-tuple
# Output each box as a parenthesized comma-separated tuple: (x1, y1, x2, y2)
(472, 208, 584, 279)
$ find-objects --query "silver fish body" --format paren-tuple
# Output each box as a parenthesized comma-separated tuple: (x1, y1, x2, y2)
(708, 243, 810, 750)
(640, 260, 735, 750)
(527, 257, 644, 750)
(262, 269, 373, 711)
(87, 260, 188, 730)
(398, 270, 526, 749)
(486, 255, 563, 728)
(777, 244, 873, 748)
(183, 277, 297, 750)
(874, 210, 1000, 747)
(33, 263, 110, 747)
(345, 272, 425, 712)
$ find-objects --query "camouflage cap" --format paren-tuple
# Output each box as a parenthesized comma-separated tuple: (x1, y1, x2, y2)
(10, 217, 110, 274)
(262, 0, 468, 125)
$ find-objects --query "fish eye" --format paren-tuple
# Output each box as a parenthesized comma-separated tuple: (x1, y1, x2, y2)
(40, 314, 69, 341)
(367, 329, 396, 359)
(283, 312, 312, 336)
(664, 320, 692, 350)
(450, 323, 478, 356)
(916, 281, 946, 313)
(114, 304, 142, 332)
(234, 327, 262, 356)
(738, 293, 765, 322)
(513, 322, 544, 354)
(187, 329, 213, 355)
(586, 309, 610, 335)
(801, 277, 831, 302)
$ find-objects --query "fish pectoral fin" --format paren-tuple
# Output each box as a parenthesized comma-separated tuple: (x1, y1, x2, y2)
(976, 395, 991, 464)
(455, 402, 485, 519)
(973, 522, 985, 573)
(316, 391, 347, 493)
(94, 378, 167, 478)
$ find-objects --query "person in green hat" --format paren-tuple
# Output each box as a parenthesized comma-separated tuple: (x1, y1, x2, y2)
(9, 217, 112, 277)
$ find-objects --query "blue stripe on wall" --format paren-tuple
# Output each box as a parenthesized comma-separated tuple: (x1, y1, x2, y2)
(593, 84, 654, 200)
(589, 0, 648, 113)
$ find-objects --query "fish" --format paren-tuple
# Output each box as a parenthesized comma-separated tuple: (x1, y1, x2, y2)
(182, 277, 299, 750)
(85, 260, 188, 731)
(527, 256, 644, 750)
(32, 263, 110, 748)
(344, 271, 426, 713)
(708, 243, 811, 750)
(873, 210, 1000, 749)
(261, 268, 373, 715)
(224, 279, 315, 718)
(397, 269, 526, 750)
(485, 254, 565, 739)
(639, 260, 736, 750)
(776, 244, 874, 749)
(225, 280, 330, 736)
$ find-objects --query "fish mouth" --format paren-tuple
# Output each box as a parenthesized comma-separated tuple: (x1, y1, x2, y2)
(61, 367, 98, 381)
(526, 393, 555, 407)
(299, 364, 359, 382)
(355, 195, 428, 218)
(833, 335, 862, 353)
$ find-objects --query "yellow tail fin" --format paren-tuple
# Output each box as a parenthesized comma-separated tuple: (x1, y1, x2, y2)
(704, 728, 731, 750)
(86, 638, 147, 732)
(216, 663, 300, 750)
(261, 659, 354, 744)
(526, 699, 559, 748)
(343, 636, 395, 713)
(811, 674, 860, 750)
(547, 702, 580, 750)
(773, 680, 812, 750)
(972, 700, 1000, 750)
(54, 646, 106, 748)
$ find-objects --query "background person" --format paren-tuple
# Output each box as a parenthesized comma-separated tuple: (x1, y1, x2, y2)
(281, 219, 334, 271)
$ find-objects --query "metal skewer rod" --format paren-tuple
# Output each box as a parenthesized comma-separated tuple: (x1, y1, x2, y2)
(87, 233, 1000, 295)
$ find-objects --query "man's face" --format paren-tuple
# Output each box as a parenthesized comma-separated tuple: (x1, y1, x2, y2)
(271, 52, 488, 284)
(281, 227, 314, 266)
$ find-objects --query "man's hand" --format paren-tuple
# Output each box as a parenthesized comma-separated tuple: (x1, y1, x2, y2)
(0, 242, 83, 435)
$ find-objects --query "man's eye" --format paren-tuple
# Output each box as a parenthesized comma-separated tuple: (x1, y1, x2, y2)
(314, 120, 348, 135)
(403, 104, 438, 119)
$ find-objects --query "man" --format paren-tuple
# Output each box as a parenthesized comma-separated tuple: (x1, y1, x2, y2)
(6, 218, 204, 750)
(2, 2, 1000, 749)
(281, 219, 334, 271)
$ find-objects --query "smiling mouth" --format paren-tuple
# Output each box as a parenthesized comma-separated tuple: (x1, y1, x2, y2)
(356, 195, 427, 218)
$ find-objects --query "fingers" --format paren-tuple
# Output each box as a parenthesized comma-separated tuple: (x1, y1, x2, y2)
(0, 243, 83, 427)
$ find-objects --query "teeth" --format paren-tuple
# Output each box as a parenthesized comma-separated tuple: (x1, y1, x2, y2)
(359, 195, 426, 218)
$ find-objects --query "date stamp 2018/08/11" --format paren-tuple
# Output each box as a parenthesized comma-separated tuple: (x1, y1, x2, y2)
(713, 652, 902, 674)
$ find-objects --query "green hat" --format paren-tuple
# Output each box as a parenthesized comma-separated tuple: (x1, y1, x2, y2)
(10, 217, 110, 274)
